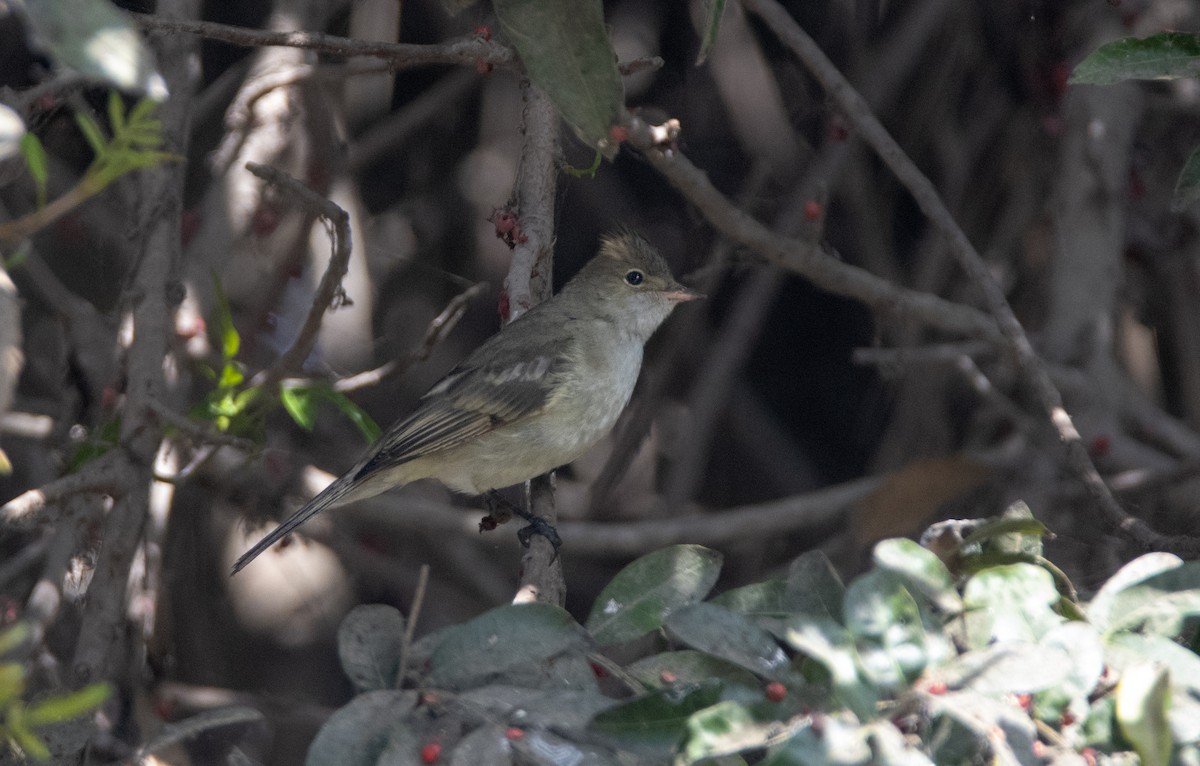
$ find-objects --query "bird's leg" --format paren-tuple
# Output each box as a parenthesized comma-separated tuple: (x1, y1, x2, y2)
(481, 489, 562, 551)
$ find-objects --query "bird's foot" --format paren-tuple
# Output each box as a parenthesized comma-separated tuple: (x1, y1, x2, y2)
(482, 490, 562, 555)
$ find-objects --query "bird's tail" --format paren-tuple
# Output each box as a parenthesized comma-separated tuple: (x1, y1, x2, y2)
(231, 472, 360, 574)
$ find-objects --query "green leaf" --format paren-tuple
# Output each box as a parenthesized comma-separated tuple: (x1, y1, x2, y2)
(1071, 32, 1200, 86)
(871, 538, 961, 614)
(428, 603, 589, 690)
(73, 112, 108, 156)
(1172, 145, 1200, 212)
(24, 683, 110, 726)
(664, 603, 797, 683)
(210, 275, 240, 361)
(783, 551, 845, 623)
(493, 0, 625, 157)
(305, 689, 416, 766)
(106, 91, 125, 135)
(281, 387, 318, 431)
(711, 579, 791, 618)
(585, 545, 723, 645)
(761, 716, 872, 766)
(843, 571, 931, 690)
(695, 0, 727, 66)
(961, 563, 1062, 648)
(19, 133, 48, 209)
(0, 622, 31, 657)
(680, 700, 758, 762)
(321, 386, 381, 442)
(589, 681, 722, 755)
(782, 617, 875, 720)
(5, 707, 51, 760)
(0, 662, 26, 702)
(1115, 663, 1172, 766)
(625, 650, 762, 697)
(1089, 557, 1200, 638)
(336, 605, 404, 693)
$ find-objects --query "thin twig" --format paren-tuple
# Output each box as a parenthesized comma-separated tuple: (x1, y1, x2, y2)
(1, 451, 127, 524)
(740, 0, 1200, 556)
(624, 124, 1002, 342)
(244, 162, 352, 393)
(395, 564, 429, 688)
(335, 281, 488, 394)
(134, 14, 516, 70)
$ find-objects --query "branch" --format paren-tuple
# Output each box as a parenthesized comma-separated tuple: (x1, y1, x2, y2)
(244, 162, 352, 393)
(506, 83, 563, 605)
(740, 0, 1200, 557)
(624, 125, 1001, 342)
(134, 14, 516, 70)
(1, 451, 128, 524)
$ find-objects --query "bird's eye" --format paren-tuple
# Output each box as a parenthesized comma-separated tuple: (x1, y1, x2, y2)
(624, 270, 645, 286)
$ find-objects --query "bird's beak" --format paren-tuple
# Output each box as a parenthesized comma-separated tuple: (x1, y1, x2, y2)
(662, 285, 704, 303)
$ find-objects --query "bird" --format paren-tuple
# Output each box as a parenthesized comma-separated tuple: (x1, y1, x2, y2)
(233, 230, 700, 573)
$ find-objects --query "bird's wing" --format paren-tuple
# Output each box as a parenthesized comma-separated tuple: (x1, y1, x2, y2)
(353, 339, 572, 481)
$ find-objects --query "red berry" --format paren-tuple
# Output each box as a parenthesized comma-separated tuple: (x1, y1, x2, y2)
(251, 204, 280, 237)
(926, 681, 947, 695)
(828, 117, 849, 142)
(421, 742, 441, 764)
(1032, 741, 1046, 758)
(505, 727, 524, 741)
(473, 25, 491, 41)
(1061, 710, 1076, 726)
(609, 125, 630, 143)
(1090, 435, 1111, 458)
(590, 662, 608, 679)
(803, 200, 824, 222)
(659, 670, 678, 684)
(475, 60, 493, 75)
(497, 292, 511, 322)
(765, 682, 787, 702)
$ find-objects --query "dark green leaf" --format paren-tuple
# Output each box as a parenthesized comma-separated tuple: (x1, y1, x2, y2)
(1172, 145, 1200, 212)
(428, 603, 589, 690)
(585, 545, 722, 645)
(494, 0, 624, 157)
(695, 0, 727, 66)
(782, 617, 876, 719)
(761, 716, 872, 766)
(784, 550, 845, 623)
(448, 725, 513, 766)
(304, 690, 416, 766)
(337, 604, 404, 693)
(1071, 32, 1200, 86)
(589, 681, 722, 754)
(665, 603, 796, 683)
(625, 650, 762, 697)
(711, 579, 790, 618)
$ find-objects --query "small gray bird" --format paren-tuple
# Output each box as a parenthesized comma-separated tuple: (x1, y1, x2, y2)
(233, 231, 699, 573)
